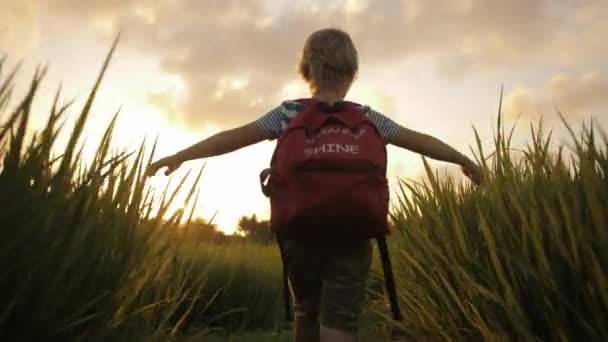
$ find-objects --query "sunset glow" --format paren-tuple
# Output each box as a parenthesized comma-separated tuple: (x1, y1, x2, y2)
(2, 0, 607, 233)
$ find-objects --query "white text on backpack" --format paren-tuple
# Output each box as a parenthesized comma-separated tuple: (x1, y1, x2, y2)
(304, 144, 360, 156)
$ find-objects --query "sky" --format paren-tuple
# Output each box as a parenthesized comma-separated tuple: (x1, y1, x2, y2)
(1, 0, 607, 233)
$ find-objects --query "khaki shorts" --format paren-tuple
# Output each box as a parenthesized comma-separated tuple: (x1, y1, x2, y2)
(282, 239, 373, 333)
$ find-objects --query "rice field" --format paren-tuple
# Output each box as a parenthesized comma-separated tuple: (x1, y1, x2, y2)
(0, 43, 606, 341)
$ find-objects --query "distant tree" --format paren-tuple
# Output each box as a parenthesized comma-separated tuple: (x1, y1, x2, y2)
(180, 217, 230, 243)
(236, 214, 274, 243)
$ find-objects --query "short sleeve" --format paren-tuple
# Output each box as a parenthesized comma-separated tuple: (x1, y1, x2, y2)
(255, 100, 305, 140)
(361, 105, 401, 142)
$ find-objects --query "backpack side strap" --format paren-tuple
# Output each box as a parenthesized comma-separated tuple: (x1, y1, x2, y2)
(276, 237, 293, 322)
(376, 237, 403, 321)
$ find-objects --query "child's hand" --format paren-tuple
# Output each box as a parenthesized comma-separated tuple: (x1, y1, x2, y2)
(146, 155, 183, 177)
(461, 161, 482, 185)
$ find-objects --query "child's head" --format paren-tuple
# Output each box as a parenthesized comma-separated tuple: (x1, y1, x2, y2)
(298, 28, 358, 96)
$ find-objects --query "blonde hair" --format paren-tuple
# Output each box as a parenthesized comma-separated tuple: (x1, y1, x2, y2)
(298, 28, 359, 93)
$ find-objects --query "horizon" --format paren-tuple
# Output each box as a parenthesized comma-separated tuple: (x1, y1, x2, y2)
(2, 0, 607, 233)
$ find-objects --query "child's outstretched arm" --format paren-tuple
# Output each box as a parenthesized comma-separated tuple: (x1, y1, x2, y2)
(146, 122, 266, 176)
(390, 125, 482, 185)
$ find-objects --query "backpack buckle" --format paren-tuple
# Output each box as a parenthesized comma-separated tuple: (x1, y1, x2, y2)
(259, 168, 272, 197)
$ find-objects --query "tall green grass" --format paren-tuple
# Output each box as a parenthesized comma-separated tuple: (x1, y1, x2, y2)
(0, 38, 197, 341)
(389, 97, 607, 341)
(0, 43, 286, 341)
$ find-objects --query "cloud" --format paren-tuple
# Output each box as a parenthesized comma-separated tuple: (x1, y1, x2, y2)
(504, 72, 608, 119)
(146, 90, 184, 123)
(13, 1, 608, 69)
(0, 0, 40, 57)
(5, 0, 608, 128)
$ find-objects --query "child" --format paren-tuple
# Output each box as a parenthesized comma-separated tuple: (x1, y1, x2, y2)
(147, 28, 482, 342)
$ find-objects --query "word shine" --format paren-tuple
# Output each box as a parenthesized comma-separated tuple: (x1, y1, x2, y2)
(304, 144, 360, 156)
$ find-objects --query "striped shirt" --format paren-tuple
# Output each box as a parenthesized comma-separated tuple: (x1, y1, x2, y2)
(256, 100, 401, 142)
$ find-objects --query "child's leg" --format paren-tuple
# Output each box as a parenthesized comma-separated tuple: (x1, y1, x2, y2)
(283, 240, 323, 342)
(320, 240, 373, 341)
(294, 301, 320, 342)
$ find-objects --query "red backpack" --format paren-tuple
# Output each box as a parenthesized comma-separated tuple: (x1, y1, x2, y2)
(260, 98, 389, 242)
(260, 98, 402, 323)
